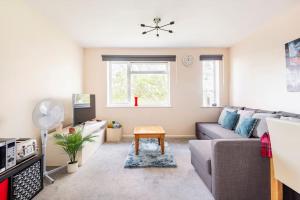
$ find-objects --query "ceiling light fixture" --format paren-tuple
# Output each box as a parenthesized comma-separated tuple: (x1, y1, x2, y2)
(141, 17, 175, 37)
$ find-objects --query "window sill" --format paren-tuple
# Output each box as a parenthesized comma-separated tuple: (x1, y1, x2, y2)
(200, 106, 223, 108)
(106, 105, 172, 108)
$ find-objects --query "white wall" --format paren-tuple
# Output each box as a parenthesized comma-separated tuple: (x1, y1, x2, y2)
(0, 0, 82, 139)
(83, 48, 230, 137)
(230, 3, 300, 113)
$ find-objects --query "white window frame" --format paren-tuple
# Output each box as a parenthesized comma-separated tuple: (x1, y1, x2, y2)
(201, 60, 222, 107)
(107, 61, 171, 107)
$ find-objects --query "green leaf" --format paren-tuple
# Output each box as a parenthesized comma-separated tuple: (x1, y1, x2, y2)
(53, 129, 97, 163)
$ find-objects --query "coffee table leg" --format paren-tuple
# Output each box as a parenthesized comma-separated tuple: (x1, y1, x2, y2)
(158, 137, 160, 145)
(135, 136, 139, 155)
(160, 135, 165, 154)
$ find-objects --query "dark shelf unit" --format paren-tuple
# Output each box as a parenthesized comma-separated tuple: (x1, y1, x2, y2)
(0, 155, 43, 200)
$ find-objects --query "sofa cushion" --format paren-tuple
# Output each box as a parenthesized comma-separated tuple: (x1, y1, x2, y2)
(280, 116, 300, 122)
(235, 110, 255, 130)
(277, 111, 300, 119)
(197, 123, 242, 139)
(225, 105, 245, 110)
(252, 113, 280, 137)
(221, 111, 240, 130)
(218, 107, 237, 125)
(235, 117, 258, 138)
(244, 107, 276, 114)
(189, 140, 212, 175)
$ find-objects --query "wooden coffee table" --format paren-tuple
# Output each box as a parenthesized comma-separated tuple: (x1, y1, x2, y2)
(133, 126, 166, 155)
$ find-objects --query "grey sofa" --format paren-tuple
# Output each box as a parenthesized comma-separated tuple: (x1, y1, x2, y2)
(190, 107, 300, 200)
(190, 139, 269, 200)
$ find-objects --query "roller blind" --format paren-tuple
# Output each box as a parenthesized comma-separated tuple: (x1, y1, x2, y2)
(102, 55, 176, 62)
(199, 55, 223, 61)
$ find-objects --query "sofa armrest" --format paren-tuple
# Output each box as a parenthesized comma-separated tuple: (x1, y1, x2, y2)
(211, 139, 270, 200)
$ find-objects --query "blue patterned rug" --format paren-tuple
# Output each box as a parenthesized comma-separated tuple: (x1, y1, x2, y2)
(124, 139, 177, 168)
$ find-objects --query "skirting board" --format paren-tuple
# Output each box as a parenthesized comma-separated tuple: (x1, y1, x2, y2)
(122, 134, 196, 139)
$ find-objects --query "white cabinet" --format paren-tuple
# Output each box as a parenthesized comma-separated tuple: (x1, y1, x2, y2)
(46, 120, 107, 167)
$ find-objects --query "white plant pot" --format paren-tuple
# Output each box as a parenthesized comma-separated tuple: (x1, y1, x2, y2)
(67, 162, 78, 173)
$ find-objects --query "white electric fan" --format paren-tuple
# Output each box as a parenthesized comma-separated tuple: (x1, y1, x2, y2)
(32, 99, 65, 183)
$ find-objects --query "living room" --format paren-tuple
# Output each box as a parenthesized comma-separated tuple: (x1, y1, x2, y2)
(0, 0, 300, 200)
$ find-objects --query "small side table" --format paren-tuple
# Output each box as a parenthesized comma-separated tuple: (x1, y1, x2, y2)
(133, 126, 166, 155)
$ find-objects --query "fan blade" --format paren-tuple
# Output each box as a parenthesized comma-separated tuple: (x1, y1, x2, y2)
(140, 24, 145, 27)
(39, 101, 51, 115)
(170, 21, 175, 25)
(32, 99, 64, 130)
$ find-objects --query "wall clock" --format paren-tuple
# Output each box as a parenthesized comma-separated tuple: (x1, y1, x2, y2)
(182, 55, 194, 67)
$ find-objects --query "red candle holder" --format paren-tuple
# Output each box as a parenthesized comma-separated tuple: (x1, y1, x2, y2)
(134, 96, 138, 107)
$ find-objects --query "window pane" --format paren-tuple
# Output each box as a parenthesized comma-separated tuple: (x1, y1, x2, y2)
(108, 62, 170, 106)
(110, 63, 128, 104)
(131, 62, 168, 72)
(202, 60, 220, 107)
(131, 74, 169, 106)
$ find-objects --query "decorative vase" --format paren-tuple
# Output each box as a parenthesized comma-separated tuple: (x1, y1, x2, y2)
(134, 96, 138, 107)
(67, 162, 78, 173)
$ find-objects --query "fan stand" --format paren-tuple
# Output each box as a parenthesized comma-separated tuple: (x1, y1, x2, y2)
(41, 129, 66, 184)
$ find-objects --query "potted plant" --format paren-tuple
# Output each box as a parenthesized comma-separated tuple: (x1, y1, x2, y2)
(54, 128, 97, 173)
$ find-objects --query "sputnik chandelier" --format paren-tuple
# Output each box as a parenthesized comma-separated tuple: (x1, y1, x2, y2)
(141, 17, 175, 37)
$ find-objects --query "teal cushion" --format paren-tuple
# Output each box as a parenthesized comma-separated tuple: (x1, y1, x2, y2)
(235, 117, 258, 138)
(218, 108, 237, 125)
(221, 111, 239, 130)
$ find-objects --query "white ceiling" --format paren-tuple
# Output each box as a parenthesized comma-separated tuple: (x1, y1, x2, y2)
(25, 0, 298, 48)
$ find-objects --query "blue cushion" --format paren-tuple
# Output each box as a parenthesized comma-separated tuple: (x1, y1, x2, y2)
(235, 117, 258, 138)
(221, 111, 240, 130)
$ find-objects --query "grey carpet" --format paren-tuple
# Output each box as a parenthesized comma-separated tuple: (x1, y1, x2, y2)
(34, 139, 214, 200)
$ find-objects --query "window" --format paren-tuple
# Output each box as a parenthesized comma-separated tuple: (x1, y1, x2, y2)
(108, 61, 170, 107)
(202, 60, 221, 107)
